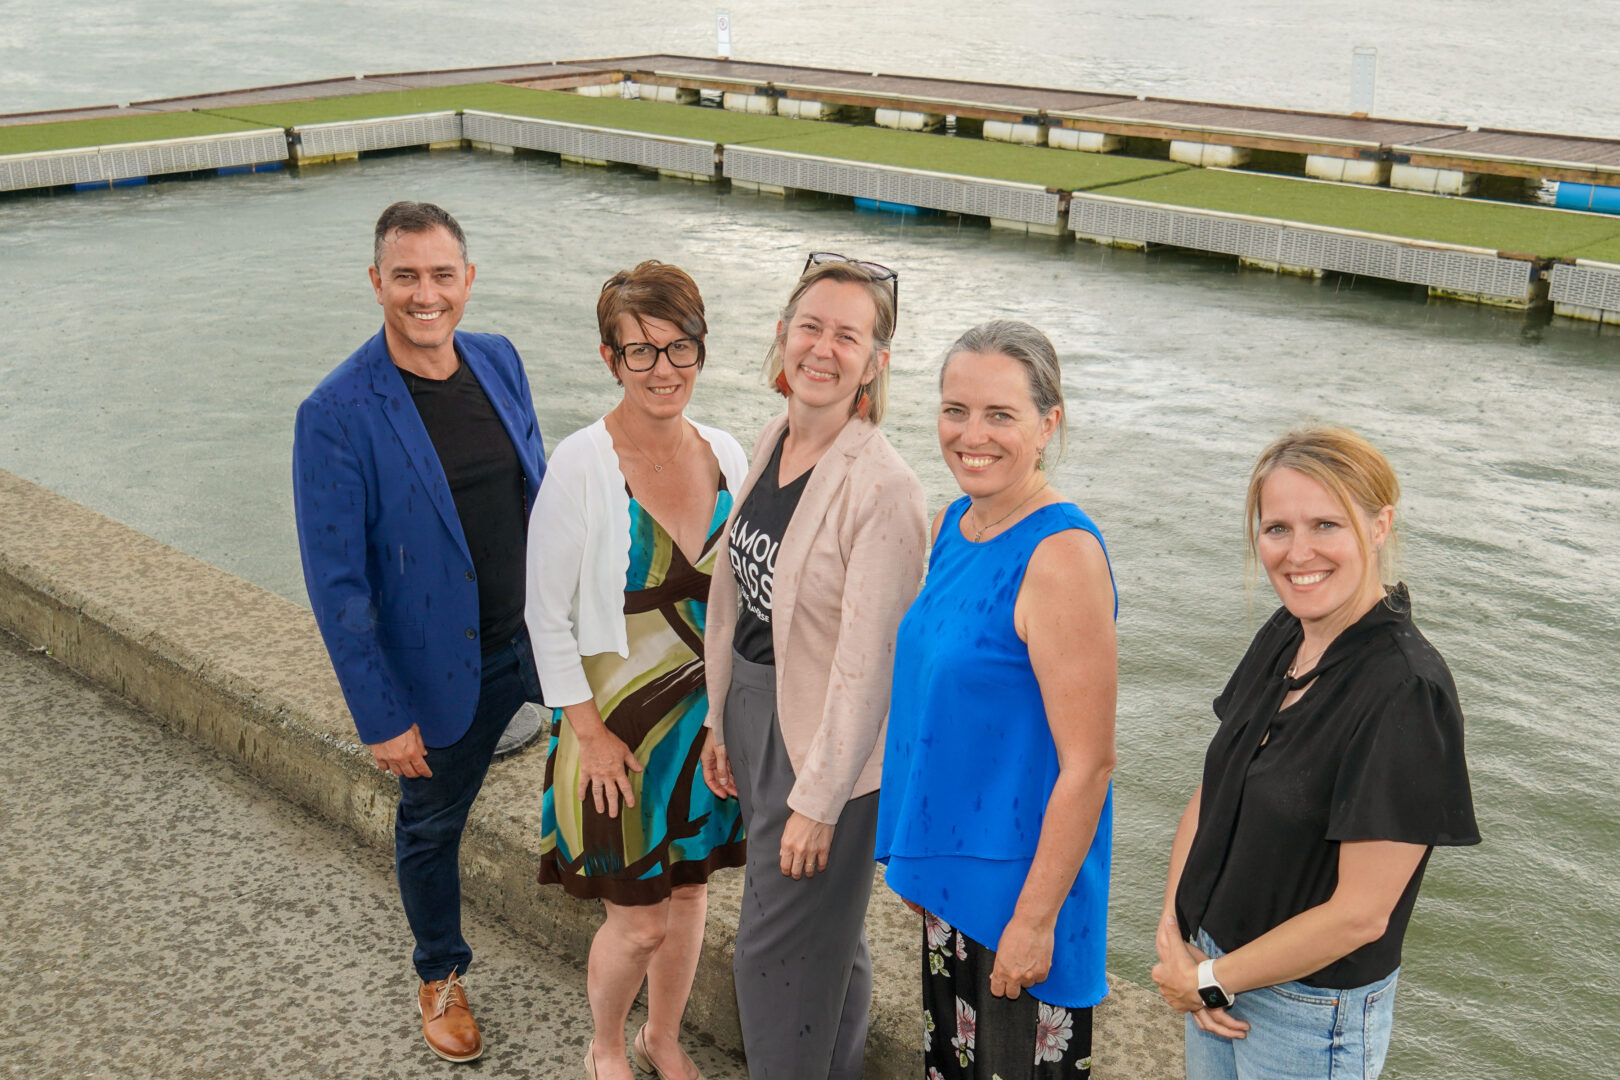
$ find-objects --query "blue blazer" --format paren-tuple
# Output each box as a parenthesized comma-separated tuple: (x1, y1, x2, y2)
(293, 328, 547, 746)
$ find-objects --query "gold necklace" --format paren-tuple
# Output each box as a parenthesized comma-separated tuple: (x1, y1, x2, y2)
(969, 479, 1048, 542)
(616, 416, 685, 473)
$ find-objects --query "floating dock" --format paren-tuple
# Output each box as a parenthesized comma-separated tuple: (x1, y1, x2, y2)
(5, 55, 1620, 325)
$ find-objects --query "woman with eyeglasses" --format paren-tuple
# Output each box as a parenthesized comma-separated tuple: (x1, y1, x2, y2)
(526, 261, 748, 1080)
(877, 321, 1117, 1079)
(699, 253, 928, 1079)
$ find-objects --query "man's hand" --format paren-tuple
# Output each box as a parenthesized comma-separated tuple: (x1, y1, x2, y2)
(369, 724, 431, 778)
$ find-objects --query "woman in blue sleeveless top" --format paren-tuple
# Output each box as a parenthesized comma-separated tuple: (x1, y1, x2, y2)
(876, 321, 1118, 1079)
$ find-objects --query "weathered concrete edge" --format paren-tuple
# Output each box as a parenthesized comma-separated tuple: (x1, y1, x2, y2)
(0, 469, 1180, 1078)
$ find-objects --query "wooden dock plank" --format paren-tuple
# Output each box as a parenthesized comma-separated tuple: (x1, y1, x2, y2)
(604, 55, 1131, 115)
(1059, 98, 1460, 146)
(1402, 128, 1620, 167)
(1393, 127, 1620, 183)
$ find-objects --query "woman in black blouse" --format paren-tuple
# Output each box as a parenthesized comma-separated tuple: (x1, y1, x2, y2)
(1151, 427, 1478, 1080)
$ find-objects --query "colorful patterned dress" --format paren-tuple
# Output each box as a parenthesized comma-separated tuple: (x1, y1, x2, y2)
(538, 484, 747, 904)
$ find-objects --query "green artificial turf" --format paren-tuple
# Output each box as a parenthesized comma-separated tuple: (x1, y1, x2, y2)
(202, 84, 817, 142)
(1092, 169, 1620, 259)
(10, 80, 1620, 265)
(447, 87, 832, 142)
(0, 111, 278, 155)
(1562, 235, 1620, 264)
(727, 124, 1189, 190)
(197, 85, 500, 127)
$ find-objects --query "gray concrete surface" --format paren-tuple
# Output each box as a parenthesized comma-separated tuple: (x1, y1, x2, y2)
(0, 467, 1182, 1079)
(0, 628, 747, 1079)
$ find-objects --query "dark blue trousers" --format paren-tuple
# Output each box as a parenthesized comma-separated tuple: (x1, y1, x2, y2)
(395, 627, 541, 982)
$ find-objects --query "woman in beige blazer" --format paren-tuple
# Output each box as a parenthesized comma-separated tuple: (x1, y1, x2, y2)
(701, 255, 928, 1079)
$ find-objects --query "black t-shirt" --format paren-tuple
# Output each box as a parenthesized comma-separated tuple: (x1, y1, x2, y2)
(402, 358, 527, 652)
(729, 430, 813, 666)
(1175, 585, 1479, 988)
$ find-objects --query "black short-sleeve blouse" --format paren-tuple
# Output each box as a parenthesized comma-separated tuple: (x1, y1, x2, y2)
(1174, 584, 1480, 989)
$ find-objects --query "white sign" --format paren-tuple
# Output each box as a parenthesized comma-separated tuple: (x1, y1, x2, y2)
(1351, 46, 1377, 115)
(717, 11, 732, 59)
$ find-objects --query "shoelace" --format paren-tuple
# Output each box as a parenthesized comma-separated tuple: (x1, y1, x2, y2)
(429, 971, 469, 1019)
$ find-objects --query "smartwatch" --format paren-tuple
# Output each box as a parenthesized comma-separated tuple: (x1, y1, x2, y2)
(1196, 958, 1235, 1010)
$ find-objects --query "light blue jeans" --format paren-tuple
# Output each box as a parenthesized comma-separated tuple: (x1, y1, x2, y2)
(1185, 928, 1399, 1080)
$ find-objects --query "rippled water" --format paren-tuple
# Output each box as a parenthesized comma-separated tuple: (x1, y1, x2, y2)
(4, 6, 1619, 1079)
(5, 0, 1619, 135)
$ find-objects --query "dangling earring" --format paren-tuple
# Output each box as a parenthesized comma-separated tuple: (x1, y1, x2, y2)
(1036, 443, 1047, 471)
(774, 370, 792, 397)
(854, 383, 872, 420)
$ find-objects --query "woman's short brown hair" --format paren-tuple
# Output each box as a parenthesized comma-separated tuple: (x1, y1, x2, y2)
(596, 260, 708, 361)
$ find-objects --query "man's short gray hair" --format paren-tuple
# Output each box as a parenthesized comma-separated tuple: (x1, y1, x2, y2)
(373, 201, 467, 267)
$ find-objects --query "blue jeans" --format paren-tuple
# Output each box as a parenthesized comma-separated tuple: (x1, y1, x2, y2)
(1185, 927, 1399, 1080)
(395, 627, 541, 982)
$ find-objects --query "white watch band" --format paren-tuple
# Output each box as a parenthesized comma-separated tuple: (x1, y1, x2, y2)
(1197, 958, 1230, 999)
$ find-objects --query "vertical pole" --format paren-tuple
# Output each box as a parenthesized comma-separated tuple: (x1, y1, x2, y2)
(1350, 46, 1377, 115)
(717, 11, 732, 60)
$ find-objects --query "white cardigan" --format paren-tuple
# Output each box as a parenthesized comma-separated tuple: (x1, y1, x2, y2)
(524, 416, 748, 709)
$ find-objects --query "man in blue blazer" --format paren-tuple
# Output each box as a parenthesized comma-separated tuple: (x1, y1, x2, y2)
(293, 202, 546, 1063)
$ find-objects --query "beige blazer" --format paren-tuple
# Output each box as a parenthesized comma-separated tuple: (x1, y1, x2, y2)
(705, 413, 928, 824)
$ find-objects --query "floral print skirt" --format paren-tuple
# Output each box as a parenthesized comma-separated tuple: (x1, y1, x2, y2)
(922, 912, 1093, 1080)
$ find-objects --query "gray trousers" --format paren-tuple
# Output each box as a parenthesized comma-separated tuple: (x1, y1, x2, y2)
(724, 654, 878, 1080)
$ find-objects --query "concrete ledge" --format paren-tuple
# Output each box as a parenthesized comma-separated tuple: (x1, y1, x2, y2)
(0, 468, 1179, 1078)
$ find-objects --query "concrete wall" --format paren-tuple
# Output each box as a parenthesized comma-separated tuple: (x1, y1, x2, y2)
(0, 468, 1181, 1078)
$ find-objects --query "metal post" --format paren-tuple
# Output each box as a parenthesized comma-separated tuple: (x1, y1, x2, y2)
(717, 11, 732, 60)
(1351, 46, 1377, 115)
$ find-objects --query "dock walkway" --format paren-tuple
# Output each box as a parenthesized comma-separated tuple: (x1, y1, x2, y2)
(0, 627, 750, 1079)
(4, 56, 1620, 323)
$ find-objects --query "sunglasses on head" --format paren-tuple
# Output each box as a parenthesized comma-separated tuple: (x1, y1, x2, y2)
(802, 252, 899, 330)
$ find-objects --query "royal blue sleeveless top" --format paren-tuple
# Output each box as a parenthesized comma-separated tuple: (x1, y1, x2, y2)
(876, 496, 1115, 1008)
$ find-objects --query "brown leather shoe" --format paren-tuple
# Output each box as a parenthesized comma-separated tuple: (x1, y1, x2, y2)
(418, 970, 482, 1062)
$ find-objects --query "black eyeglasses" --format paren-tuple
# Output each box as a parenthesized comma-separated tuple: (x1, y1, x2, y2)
(803, 252, 900, 330)
(611, 337, 705, 372)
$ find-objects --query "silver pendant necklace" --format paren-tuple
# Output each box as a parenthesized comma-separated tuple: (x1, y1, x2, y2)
(969, 479, 1047, 542)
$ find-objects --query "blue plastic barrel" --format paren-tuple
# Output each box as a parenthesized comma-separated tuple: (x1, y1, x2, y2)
(1553, 181, 1620, 215)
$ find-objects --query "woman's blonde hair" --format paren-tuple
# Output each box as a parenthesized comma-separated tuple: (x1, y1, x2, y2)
(762, 260, 896, 425)
(1244, 426, 1401, 590)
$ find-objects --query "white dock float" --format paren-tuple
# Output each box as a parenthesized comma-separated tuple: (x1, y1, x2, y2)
(722, 145, 1065, 228)
(0, 128, 287, 192)
(723, 91, 778, 115)
(1050, 128, 1121, 153)
(1549, 260, 1620, 324)
(291, 112, 462, 161)
(983, 120, 1047, 146)
(461, 111, 717, 178)
(1305, 155, 1389, 185)
(874, 108, 944, 132)
(1168, 141, 1250, 168)
(1390, 164, 1477, 195)
(1069, 193, 1539, 303)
